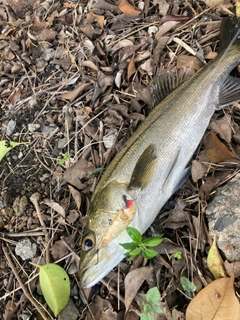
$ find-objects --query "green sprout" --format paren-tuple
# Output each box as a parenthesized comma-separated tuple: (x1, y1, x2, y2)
(120, 227, 163, 260)
(58, 153, 71, 165)
(180, 276, 196, 293)
(141, 287, 163, 320)
(173, 251, 182, 260)
(90, 167, 103, 178)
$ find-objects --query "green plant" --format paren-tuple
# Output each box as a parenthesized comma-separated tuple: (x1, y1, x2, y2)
(30, 262, 70, 316)
(90, 167, 103, 178)
(120, 227, 163, 260)
(180, 276, 196, 293)
(173, 251, 182, 260)
(141, 287, 163, 320)
(59, 153, 71, 165)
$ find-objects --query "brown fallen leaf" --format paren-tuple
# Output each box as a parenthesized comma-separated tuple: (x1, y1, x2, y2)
(186, 273, 240, 320)
(51, 234, 75, 260)
(177, 54, 203, 72)
(127, 53, 136, 80)
(207, 231, 227, 279)
(124, 266, 152, 311)
(60, 83, 92, 102)
(86, 12, 105, 29)
(204, 0, 224, 6)
(118, 0, 142, 15)
(9, 88, 21, 105)
(204, 131, 235, 163)
(208, 114, 232, 144)
(225, 261, 240, 278)
(68, 185, 82, 210)
(191, 159, 208, 182)
(63, 158, 95, 190)
(4, 0, 34, 18)
(42, 199, 65, 217)
(86, 295, 117, 320)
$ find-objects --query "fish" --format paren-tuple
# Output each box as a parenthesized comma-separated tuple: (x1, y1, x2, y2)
(79, 17, 240, 288)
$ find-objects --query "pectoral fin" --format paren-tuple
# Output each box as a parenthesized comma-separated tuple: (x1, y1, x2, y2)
(218, 75, 240, 108)
(128, 144, 157, 191)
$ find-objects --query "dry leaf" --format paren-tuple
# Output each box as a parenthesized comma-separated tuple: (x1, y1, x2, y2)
(68, 185, 81, 210)
(127, 53, 136, 80)
(208, 115, 232, 143)
(60, 83, 92, 101)
(139, 58, 154, 75)
(204, 131, 235, 163)
(225, 261, 240, 278)
(124, 267, 152, 311)
(191, 160, 208, 182)
(207, 231, 227, 279)
(156, 20, 179, 37)
(204, 0, 224, 6)
(63, 1, 76, 8)
(177, 55, 203, 72)
(186, 274, 240, 320)
(4, 0, 34, 18)
(86, 12, 104, 29)
(118, 0, 142, 15)
(86, 295, 117, 320)
(63, 158, 95, 190)
(9, 88, 21, 105)
(43, 199, 65, 217)
(51, 234, 75, 260)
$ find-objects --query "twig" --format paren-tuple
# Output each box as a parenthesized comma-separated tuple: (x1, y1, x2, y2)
(30, 193, 51, 263)
(2, 245, 51, 320)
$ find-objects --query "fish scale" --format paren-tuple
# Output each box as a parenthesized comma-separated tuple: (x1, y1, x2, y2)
(79, 19, 240, 288)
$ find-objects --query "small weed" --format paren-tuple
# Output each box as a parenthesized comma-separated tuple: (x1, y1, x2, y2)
(59, 153, 71, 165)
(120, 227, 163, 260)
(173, 251, 182, 260)
(141, 287, 163, 320)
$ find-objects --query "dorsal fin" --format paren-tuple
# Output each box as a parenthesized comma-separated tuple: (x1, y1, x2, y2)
(150, 71, 189, 109)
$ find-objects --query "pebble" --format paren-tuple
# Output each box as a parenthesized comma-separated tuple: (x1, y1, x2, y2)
(15, 239, 37, 260)
(206, 173, 240, 261)
(58, 298, 79, 320)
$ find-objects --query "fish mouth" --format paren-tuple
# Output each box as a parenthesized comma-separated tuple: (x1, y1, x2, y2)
(79, 238, 126, 288)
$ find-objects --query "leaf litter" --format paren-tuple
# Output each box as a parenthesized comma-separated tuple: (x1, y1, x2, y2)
(0, 0, 240, 319)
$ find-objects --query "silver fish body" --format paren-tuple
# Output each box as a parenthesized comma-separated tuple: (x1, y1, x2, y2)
(79, 38, 240, 288)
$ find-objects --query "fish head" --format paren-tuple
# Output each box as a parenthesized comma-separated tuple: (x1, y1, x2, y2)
(79, 180, 137, 287)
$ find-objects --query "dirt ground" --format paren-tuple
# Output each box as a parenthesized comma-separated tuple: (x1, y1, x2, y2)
(1, 0, 240, 319)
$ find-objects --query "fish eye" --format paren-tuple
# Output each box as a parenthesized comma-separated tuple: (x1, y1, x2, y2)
(82, 233, 95, 251)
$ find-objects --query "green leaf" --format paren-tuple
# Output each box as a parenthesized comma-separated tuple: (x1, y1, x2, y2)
(180, 276, 196, 293)
(173, 251, 182, 260)
(0, 140, 28, 162)
(59, 153, 71, 165)
(90, 167, 103, 178)
(143, 304, 151, 313)
(151, 305, 163, 314)
(142, 249, 158, 259)
(126, 227, 142, 243)
(128, 247, 142, 257)
(119, 242, 138, 251)
(140, 311, 154, 320)
(30, 263, 70, 316)
(142, 235, 163, 246)
(146, 287, 161, 304)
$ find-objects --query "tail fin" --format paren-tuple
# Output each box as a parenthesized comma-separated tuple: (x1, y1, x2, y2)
(220, 17, 240, 50)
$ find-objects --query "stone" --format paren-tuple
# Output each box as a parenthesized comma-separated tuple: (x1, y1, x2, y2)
(206, 173, 240, 261)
